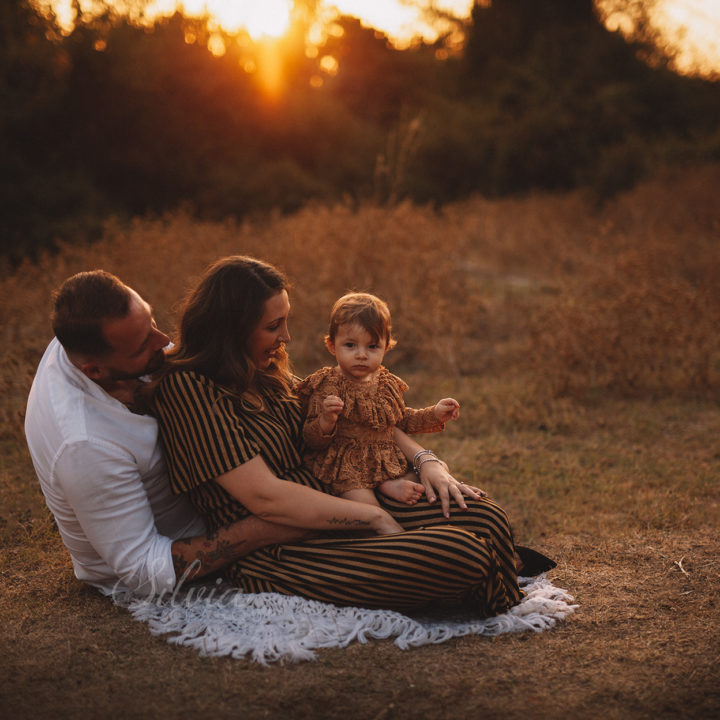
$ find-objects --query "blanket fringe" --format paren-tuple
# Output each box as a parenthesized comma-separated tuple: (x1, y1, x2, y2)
(119, 576, 577, 665)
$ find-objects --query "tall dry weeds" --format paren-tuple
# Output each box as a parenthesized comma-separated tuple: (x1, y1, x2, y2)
(3, 164, 720, 446)
(528, 165, 720, 399)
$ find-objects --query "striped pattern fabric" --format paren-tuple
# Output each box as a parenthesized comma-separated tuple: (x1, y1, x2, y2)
(154, 370, 522, 616)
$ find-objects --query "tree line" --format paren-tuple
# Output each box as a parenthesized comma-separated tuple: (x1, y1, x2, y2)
(2, 0, 720, 263)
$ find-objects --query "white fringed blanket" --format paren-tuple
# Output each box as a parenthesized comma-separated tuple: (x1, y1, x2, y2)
(120, 576, 576, 665)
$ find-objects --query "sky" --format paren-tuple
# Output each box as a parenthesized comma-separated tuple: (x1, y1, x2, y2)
(37, 0, 720, 77)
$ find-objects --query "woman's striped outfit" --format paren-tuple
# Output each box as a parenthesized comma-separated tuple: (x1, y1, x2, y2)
(154, 370, 523, 616)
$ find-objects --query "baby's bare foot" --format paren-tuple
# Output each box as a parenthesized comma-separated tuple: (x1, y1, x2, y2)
(379, 478, 425, 505)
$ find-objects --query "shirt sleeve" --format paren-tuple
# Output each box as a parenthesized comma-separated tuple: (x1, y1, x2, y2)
(397, 406, 445, 435)
(154, 371, 261, 493)
(53, 439, 177, 598)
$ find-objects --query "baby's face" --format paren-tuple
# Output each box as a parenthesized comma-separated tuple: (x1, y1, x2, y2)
(327, 323, 387, 382)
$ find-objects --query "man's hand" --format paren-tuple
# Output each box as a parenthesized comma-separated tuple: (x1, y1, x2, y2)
(434, 397, 460, 423)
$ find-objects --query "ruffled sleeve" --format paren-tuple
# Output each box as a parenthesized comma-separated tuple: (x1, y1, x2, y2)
(381, 371, 445, 434)
(296, 367, 341, 450)
(397, 405, 445, 434)
(295, 367, 338, 412)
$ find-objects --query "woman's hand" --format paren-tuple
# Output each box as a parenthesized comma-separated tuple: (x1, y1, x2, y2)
(392, 427, 487, 518)
(417, 460, 487, 519)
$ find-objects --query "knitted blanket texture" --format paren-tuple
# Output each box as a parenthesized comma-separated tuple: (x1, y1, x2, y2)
(120, 575, 577, 665)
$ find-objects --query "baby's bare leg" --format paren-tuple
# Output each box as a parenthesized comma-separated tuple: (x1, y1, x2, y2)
(378, 477, 425, 505)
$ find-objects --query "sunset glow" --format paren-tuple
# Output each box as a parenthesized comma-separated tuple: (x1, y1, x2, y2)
(654, 0, 720, 75)
(598, 0, 720, 76)
(188, 0, 291, 39)
(41, 0, 292, 39)
(327, 0, 474, 47)
(37, 0, 720, 77)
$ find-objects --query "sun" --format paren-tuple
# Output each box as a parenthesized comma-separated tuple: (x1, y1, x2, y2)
(202, 0, 290, 39)
(161, 0, 291, 39)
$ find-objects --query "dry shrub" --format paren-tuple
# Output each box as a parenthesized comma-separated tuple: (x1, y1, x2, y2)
(529, 165, 720, 398)
(531, 261, 720, 398)
(3, 164, 720, 446)
(0, 201, 491, 442)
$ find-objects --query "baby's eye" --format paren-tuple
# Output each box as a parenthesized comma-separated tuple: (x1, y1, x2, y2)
(344, 342, 355, 348)
(369, 344, 379, 350)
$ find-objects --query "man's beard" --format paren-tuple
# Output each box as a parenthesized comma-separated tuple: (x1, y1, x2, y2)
(107, 349, 166, 381)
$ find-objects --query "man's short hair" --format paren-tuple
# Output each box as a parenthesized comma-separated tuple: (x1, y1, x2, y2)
(51, 270, 133, 356)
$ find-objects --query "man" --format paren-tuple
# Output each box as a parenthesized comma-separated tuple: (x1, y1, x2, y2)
(25, 270, 303, 598)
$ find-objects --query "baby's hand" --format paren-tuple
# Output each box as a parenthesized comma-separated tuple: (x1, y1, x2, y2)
(434, 398, 460, 423)
(319, 394, 344, 433)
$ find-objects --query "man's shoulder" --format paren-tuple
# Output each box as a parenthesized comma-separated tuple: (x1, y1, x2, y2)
(27, 339, 155, 450)
(28, 338, 88, 399)
(26, 339, 85, 438)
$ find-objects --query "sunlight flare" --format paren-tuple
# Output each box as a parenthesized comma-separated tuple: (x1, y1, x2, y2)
(156, 0, 292, 38)
(654, 0, 720, 75)
(598, 0, 720, 76)
(256, 39, 285, 99)
(37, 0, 720, 77)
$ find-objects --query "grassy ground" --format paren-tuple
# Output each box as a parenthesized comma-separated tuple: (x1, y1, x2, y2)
(2, 166, 719, 718)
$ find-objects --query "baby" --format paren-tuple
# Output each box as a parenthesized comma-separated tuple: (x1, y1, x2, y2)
(297, 292, 459, 508)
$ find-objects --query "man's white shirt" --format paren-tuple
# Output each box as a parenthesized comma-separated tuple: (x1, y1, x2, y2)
(25, 338, 205, 597)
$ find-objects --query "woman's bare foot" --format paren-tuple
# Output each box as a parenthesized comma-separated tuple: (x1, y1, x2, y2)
(379, 478, 425, 504)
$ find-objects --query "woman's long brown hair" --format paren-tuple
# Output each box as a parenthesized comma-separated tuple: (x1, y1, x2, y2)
(158, 256, 294, 406)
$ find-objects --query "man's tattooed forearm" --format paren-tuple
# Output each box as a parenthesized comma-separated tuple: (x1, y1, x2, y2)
(172, 538, 247, 578)
(197, 538, 248, 565)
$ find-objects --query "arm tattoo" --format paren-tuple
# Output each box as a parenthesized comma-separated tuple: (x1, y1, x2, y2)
(172, 537, 247, 579)
(328, 517, 371, 527)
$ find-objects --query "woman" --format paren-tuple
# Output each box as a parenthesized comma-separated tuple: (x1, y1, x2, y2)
(152, 256, 547, 614)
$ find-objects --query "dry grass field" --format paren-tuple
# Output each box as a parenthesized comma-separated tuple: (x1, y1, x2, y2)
(2, 165, 719, 719)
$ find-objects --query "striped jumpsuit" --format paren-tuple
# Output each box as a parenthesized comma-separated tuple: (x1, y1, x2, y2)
(154, 370, 523, 616)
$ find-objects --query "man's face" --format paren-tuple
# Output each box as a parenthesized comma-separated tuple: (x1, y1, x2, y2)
(97, 290, 170, 381)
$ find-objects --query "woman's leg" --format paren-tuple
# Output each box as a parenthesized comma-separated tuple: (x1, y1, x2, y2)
(377, 493, 522, 605)
(228, 525, 519, 616)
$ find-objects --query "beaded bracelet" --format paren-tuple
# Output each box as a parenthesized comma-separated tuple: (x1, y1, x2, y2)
(412, 449, 436, 468)
(413, 449, 441, 478)
(414, 456, 442, 478)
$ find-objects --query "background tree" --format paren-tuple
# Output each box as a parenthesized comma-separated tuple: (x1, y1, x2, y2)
(2, 0, 720, 265)
(0, 0, 111, 262)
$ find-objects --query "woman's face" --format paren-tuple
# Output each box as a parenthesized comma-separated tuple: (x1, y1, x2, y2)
(248, 290, 291, 369)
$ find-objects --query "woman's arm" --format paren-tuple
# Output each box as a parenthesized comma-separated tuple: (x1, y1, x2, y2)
(393, 427, 485, 519)
(215, 455, 403, 535)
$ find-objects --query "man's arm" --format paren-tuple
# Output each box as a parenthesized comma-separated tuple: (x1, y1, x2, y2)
(170, 516, 310, 581)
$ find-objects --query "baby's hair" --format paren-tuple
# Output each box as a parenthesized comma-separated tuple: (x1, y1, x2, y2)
(326, 292, 397, 350)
